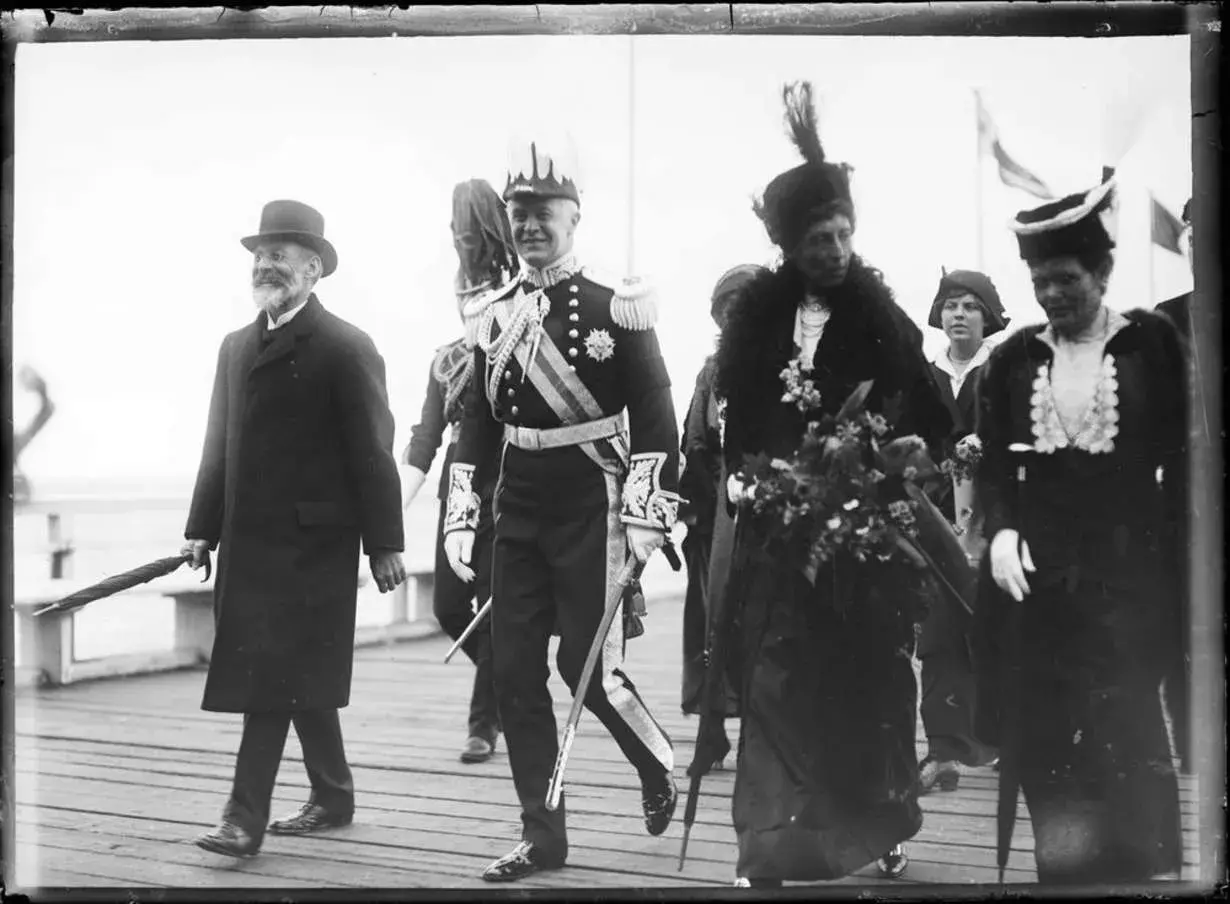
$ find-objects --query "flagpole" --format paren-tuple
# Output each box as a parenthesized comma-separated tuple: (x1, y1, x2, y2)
(627, 34, 636, 276)
(974, 90, 986, 271)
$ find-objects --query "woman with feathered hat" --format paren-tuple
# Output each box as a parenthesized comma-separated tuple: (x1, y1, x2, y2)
(972, 177, 1189, 884)
(400, 179, 520, 765)
(714, 83, 955, 887)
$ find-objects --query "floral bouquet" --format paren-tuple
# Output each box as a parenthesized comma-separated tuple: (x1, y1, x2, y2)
(940, 433, 983, 548)
(734, 368, 945, 601)
(941, 433, 983, 484)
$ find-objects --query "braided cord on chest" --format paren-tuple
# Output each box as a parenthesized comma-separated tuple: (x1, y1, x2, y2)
(478, 292, 550, 414)
(432, 344, 475, 425)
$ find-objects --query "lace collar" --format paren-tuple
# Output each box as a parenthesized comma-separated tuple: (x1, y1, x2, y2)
(1029, 309, 1130, 455)
(522, 253, 581, 290)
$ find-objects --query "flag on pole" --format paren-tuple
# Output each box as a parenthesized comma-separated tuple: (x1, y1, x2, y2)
(975, 91, 1054, 200)
(1150, 194, 1185, 255)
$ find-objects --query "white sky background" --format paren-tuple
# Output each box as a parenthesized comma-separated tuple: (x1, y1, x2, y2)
(12, 33, 1191, 491)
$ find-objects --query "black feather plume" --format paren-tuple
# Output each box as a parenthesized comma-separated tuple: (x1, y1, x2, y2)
(782, 81, 825, 165)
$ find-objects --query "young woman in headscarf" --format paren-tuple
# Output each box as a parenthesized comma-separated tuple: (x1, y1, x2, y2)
(714, 82, 954, 888)
(913, 269, 1007, 794)
(973, 178, 1189, 885)
(401, 179, 520, 765)
(679, 264, 767, 776)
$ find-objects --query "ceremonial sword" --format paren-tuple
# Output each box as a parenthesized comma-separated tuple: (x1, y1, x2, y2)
(546, 554, 645, 812)
(443, 542, 680, 664)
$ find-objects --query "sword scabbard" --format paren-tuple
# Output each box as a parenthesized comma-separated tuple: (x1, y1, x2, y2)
(546, 725, 576, 812)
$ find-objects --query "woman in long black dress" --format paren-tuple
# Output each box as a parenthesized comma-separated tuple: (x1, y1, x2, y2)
(714, 82, 954, 888)
(679, 265, 764, 774)
(973, 177, 1189, 884)
(915, 268, 1007, 793)
(401, 179, 520, 763)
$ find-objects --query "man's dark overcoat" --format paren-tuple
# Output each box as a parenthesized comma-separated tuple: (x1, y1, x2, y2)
(186, 295, 404, 713)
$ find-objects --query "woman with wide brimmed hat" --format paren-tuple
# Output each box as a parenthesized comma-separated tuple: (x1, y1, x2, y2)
(972, 176, 1188, 885)
(926, 268, 1009, 446)
(915, 269, 1007, 797)
(400, 179, 521, 766)
(713, 82, 955, 888)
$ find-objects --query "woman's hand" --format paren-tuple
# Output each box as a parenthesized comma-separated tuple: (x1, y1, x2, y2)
(989, 529, 1036, 602)
(726, 473, 755, 505)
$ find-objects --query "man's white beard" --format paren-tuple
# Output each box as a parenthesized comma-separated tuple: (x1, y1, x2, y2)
(253, 283, 289, 315)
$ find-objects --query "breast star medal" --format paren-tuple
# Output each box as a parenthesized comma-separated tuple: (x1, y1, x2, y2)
(583, 328, 616, 362)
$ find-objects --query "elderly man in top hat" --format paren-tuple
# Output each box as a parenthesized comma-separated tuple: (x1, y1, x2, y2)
(183, 199, 407, 859)
(443, 135, 682, 882)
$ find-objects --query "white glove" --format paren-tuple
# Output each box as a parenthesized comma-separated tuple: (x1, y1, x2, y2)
(727, 473, 754, 505)
(989, 529, 1036, 602)
(443, 530, 476, 584)
(626, 525, 665, 564)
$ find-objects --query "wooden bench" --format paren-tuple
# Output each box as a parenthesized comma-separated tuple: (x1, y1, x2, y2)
(14, 562, 440, 690)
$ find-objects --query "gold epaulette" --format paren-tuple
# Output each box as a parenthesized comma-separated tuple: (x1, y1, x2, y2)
(609, 274, 659, 331)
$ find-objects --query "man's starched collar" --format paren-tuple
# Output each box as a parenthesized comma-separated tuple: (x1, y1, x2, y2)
(522, 253, 582, 290)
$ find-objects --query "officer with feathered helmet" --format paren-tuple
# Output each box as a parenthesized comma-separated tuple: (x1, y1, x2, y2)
(443, 131, 682, 882)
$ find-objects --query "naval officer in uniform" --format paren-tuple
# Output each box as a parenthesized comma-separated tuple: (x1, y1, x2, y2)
(444, 134, 682, 882)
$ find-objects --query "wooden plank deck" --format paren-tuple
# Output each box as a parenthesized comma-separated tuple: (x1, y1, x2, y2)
(12, 593, 1200, 891)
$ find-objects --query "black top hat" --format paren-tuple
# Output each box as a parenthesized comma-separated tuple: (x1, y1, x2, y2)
(756, 82, 854, 251)
(1010, 178, 1116, 263)
(241, 200, 338, 277)
(927, 267, 1009, 336)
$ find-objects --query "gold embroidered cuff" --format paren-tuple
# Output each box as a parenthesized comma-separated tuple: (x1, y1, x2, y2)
(620, 452, 681, 531)
(444, 464, 480, 534)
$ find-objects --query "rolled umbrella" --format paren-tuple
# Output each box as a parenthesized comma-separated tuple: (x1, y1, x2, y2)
(679, 510, 745, 870)
(34, 552, 210, 618)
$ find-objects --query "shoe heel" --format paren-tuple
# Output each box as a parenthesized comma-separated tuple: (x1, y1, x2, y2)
(937, 772, 960, 792)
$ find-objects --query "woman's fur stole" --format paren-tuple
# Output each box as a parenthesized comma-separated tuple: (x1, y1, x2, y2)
(715, 255, 952, 467)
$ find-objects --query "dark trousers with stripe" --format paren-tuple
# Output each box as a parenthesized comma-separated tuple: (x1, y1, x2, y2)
(491, 446, 673, 864)
(432, 498, 500, 743)
(222, 709, 353, 840)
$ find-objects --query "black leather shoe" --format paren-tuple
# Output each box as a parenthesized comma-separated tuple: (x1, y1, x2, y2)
(918, 755, 961, 794)
(642, 771, 678, 836)
(481, 841, 564, 882)
(877, 844, 909, 878)
(268, 802, 353, 836)
(460, 735, 496, 764)
(195, 821, 260, 858)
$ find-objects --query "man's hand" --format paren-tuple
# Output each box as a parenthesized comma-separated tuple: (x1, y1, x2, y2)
(989, 529, 1036, 602)
(627, 525, 665, 564)
(370, 551, 408, 594)
(181, 539, 211, 571)
(444, 530, 476, 583)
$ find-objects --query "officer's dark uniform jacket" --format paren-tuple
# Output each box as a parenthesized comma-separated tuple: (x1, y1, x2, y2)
(446, 256, 681, 536)
(443, 252, 681, 862)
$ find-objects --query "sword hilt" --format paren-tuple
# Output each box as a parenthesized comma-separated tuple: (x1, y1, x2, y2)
(545, 725, 576, 812)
